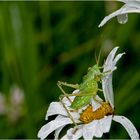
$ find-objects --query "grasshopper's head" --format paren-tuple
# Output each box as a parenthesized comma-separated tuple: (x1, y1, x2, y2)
(89, 64, 102, 82)
(83, 64, 102, 82)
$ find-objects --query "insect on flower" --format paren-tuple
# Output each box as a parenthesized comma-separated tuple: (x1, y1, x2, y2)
(57, 47, 124, 126)
(57, 52, 108, 126)
(38, 47, 139, 140)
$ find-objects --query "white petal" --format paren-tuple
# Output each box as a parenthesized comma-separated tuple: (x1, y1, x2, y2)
(120, 6, 140, 14)
(62, 96, 75, 106)
(113, 53, 125, 65)
(54, 126, 64, 140)
(95, 124, 103, 138)
(38, 117, 73, 140)
(72, 89, 80, 94)
(67, 127, 83, 140)
(115, 0, 140, 6)
(45, 102, 68, 120)
(125, 1, 140, 8)
(103, 47, 119, 72)
(82, 120, 98, 139)
(90, 95, 102, 111)
(99, 115, 112, 133)
(113, 115, 139, 139)
(102, 74, 114, 108)
(54, 115, 80, 139)
(78, 105, 89, 114)
(61, 126, 83, 140)
(102, 47, 125, 108)
(102, 47, 119, 108)
(99, 7, 126, 27)
(98, 4, 140, 27)
(54, 115, 67, 139)
(95, 95, 103, 102)
(45, 101, 80, 120)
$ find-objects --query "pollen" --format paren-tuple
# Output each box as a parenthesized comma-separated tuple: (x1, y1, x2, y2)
(80, 102, 114, 124)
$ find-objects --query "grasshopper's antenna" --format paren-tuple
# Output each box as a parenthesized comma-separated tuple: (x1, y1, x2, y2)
(97, 49, 101, 66)
(95, 51, 98, 64)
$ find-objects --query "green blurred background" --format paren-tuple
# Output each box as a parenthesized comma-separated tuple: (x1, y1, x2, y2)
(0, 1, 139, 139)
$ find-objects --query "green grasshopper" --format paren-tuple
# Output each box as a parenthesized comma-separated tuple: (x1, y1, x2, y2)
(57, 62, 106, 126)
(58, 64, 103, 108)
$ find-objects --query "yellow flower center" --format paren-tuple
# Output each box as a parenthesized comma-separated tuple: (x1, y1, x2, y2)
(80, 102, 114, 124)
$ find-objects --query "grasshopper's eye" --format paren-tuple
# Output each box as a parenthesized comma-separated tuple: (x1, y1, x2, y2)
(94, 74, 101, 82)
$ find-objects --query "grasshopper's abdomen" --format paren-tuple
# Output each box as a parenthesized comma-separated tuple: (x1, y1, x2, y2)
(70, 95, 92, 110)
(80, 102, 114, 123)
(70, 80, 98, 110)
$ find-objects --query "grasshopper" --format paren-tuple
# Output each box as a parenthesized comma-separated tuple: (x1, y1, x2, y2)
(57, 47, 124, 127)
(58, 64, 103, 108)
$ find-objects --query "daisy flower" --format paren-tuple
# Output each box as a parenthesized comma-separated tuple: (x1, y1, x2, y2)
(38, 47, 139, 140)
(99, 0, 140, 27)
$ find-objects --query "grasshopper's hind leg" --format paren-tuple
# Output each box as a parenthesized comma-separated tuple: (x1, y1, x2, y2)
(57, 81, 79, 89)
(57, 81, 79, 127)
(57, 81, 79, 103)
(59, 96, 78, 128)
